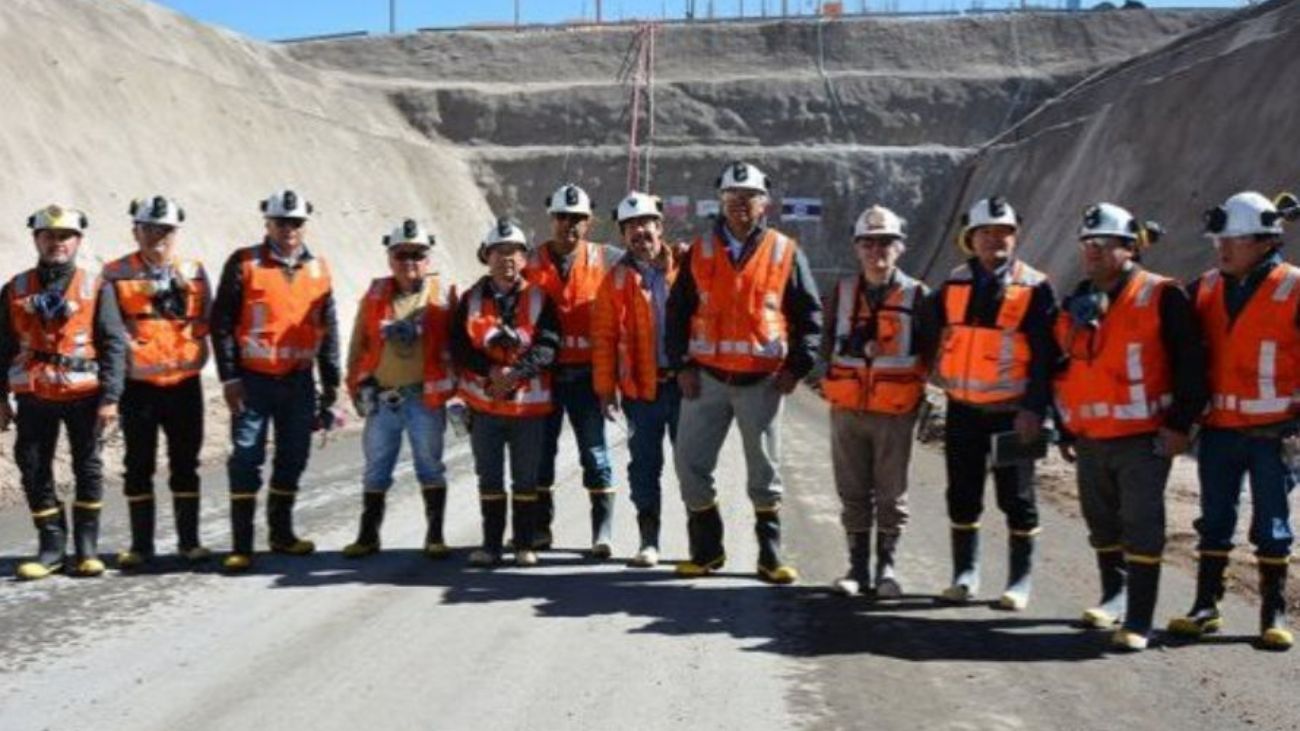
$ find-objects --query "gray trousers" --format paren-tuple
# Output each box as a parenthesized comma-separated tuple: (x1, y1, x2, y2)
(1075, 434, 1170, 558)
(674, 371, 783, 511)
(830, 407, 916, 535)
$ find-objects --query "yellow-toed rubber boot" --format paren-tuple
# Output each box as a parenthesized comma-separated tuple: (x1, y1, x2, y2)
(421, 485, 451, 559)
(222, 553, 253, 572)
(70, 501, 105, 579)
(676, 503, 726, 578)
(1259, 558, 1293, 651)
(1167, 552, 1227, 639)
(267, 488, 315, 556)
(118, 492, 156, 570)
(223, 494, 257, 573)
(173, 491, 210, 562)
(342, 491, 385, 559)
(16, 505, 67, 581)
(755, 507, 798, 585)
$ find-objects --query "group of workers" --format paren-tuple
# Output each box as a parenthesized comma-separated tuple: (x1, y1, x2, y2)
(0, 160, 1293, 655)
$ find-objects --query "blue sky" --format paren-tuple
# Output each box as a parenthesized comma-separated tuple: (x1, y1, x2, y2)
(152, 0, 1241, 40)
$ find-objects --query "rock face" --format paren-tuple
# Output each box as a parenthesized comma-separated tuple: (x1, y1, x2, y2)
(927, 0, 1300, 288)
(288, 8, 1219, 287)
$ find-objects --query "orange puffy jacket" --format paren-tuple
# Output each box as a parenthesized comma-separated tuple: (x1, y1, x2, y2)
(233, 247, 332, 377)
(592, 252, 678, 402)
(525, 241, 619, 366)
(937, 260, 1045, 405)
(347, 275, 457, 409)
(821, 273, 928, 414)
(1053, 270, 1175, 439)
(686, 228, 796, 375)
(103, 253, 210, 387)
(5, 267, 101, 401)
(1195, 263, 1300, 428)
(457, 280, 553, 417)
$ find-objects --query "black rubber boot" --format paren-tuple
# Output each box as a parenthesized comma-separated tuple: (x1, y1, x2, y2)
(118, 494, 156, 569)
(534, 488, 555, 550)
(267, 490, 314, 555)
(1167, 553, 1228, 638)
(755, 508, 797, 585)
(1111, 560, 1160, 651)
(833, 531, 871, 596)
(1082, 548, 1127, 628)
(421, 486, 450, 558)
(875, 531, 903, 598)
(998, 531, 1036, 610)
(71, 502, 105, 577)
(173, 493, 209, 561)
(941, 525, 980, 603)
(512, 495, 539, 567)
(16, 505, 67, 581)
(1259, 560, 1293, 650)
(676, 504, 725, 577)
(223, 496, 257, 572)
(470, 496, 508, 566)
(637, 511, 661, 551)
(343, 491, 386, 558)
(589, 489, 615, 559)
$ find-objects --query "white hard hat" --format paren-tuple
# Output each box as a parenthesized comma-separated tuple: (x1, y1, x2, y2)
(1204, 191, 1285, 238)
(1080, 202, 1163, 249)
(614, 192, 663, 224)
(27, 204, 88, 233)
(716, 161, 770, 194)
(546, 184, 593, 217)
(478, 217, 529, 264)
(853, 205, 906, 241)
(957, 196, 1019, 253)
(130, 195, 185, 227)
(382, 218, 436, 248)
(260, 189, 313, 220)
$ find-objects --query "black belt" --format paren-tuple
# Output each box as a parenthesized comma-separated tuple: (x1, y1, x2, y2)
(700, 365, 769, 387)
(30, 351, 98, 373)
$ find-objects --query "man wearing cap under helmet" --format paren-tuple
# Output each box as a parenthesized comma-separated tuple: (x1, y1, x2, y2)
(934, 196, 1057, 611)
(524, 183, 624, 559)
(0, 205, 127, 580)
(210, 189, 341, 572)
(1052, 202, 1207, 651)
(666, 160, 823, 584)
(819, 204, 938, 599)
(342, 219, 457, 560)
(104, 196, 214, 570)
(452, 218, 561, 568)
(1168, 190, 1300, 651)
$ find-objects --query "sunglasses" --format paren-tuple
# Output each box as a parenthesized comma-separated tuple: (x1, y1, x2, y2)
(391, 249, 429, 262)
(270, 218, 306, 229)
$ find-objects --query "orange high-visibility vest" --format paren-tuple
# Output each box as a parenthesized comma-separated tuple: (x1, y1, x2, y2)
(687, 228, 796, 375)
(821, 273, 927, 414)
(103, 253, 210, 387)
(346, 275, 457, 408)
(1053, 270, 1175, 439)
(937, 260, 1045, 405)
(1196, 263, 1300, 428)
(233, 245, 332, 377)
(525, 241, 618, 366)
(592, 256, 679, 402)
(5, 268, 101, 401)
(457, 280, 553, 417)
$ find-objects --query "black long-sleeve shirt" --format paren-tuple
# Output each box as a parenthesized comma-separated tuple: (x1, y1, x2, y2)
(931, 257, 1059, 416)
(209, 241, 341, 389)
(1057, 266, 1209, 437)
(817, 269, 939, 371)
(451, 276, 560, 380)
(0, 262, 127, 405)
(666, 221, 823, 379)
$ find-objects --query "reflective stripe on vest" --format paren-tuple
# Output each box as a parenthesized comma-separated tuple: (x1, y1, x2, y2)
(937, 260, 1043, 404)
(686, 229, 794, 373)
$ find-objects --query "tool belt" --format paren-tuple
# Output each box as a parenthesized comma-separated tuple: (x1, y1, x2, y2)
(30, 350, 99, 373)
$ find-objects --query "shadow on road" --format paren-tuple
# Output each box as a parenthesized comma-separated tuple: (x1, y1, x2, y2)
(196, 547, 1114, 664)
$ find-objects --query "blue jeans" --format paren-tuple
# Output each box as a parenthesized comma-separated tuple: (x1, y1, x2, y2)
(1196, 427, 1297, 559)
(623, 382, 681, 517)
(362, 395, 447, 490)
(470, 411, 546, 496)
(228, 370, 315, 495)
(538, 370, 613, 489)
